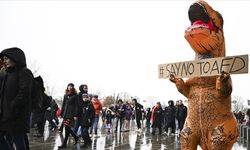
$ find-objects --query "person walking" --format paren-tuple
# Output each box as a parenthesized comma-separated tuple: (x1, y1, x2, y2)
(247, 108, 250, 127)
(58, 83, 79, 148)
(80, 94, 95, 148)
(164, 100, 176, 136)
(146, 108, 151, 129)
(132, 98, 144, 133)
(115, 99, 126, 133)
(74, 84, 88, 137)
(176, 100, 187, 132)
(105, 106, 114, 133)
(0, 47, 33, 150)
(89, 95, 102, 137)
(124, 102, 133, 132)
(151, 102, 163, 135)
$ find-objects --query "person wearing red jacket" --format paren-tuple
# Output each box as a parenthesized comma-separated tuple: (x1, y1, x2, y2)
(89, 95, 102, 137)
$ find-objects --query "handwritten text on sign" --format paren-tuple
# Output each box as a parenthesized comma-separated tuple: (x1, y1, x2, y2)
(158, 54, 248, 79)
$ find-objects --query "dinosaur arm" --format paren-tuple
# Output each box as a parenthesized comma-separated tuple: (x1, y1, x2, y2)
(170, 75, 190, 98)
(216, 72, 232, 98)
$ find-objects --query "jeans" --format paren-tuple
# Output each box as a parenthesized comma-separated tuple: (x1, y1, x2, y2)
(178, 119, 185, 131)
(73, 118, 82, 136)
(89, 115, 99, 135)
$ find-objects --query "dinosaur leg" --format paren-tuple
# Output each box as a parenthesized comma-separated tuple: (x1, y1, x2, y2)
(207, 117, 239, 150)
(180, 127, 199, 150)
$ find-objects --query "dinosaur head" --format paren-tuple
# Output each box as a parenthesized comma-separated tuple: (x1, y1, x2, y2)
(185, 0, 225, 60)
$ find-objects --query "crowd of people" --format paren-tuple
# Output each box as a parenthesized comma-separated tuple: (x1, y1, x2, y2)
(0, 47, 189, 150)
(29, 82, 188, 149)
(54, 83, 188, 148)
(2, 47, 247, 150)
(0, 47, 188, 149)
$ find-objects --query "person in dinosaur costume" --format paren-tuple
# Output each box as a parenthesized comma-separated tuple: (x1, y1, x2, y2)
(170, 1, 239, 150)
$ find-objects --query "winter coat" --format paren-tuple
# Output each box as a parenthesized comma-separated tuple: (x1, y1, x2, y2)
(247, 109, 250, 117)
(31, 93, 51, 125)
(45, 99, 58, 121)
(176, 104, 187, 121)
(151, 106, 163, 128)
(134, 102, 144, 120)
(76, 91, 88, 118)
(61, 93, 78, 119)
(81, 100, 95, 127)
(0, 47, 33, 133)
(146, 109, 152, 121)
(106, 109, 114, 124)
(125, 106, 133, 120)
(165, 106, 176, 124)
(115, 104, 126, 118)
(92, 99, 102, 116)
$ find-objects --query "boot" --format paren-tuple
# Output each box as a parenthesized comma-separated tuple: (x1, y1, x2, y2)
(58, 144, 67, 148)
(74, 136, 79, 145)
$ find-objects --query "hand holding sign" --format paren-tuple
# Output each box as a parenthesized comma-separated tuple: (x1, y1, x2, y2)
(216, 71, 233, 98)
(219, 71, 230, 83)
(169, 74, 177, 83)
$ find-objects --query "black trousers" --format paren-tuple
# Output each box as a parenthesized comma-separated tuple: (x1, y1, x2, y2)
(115, 118, 123, 131)
(136, 118, 141, 129)
(165, 120, 175, 133)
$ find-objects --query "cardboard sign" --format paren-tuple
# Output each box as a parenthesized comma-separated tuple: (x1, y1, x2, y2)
(158, 54, 248, 79)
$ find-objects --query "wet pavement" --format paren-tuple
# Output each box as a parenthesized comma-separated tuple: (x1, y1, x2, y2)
(28, 120, 250, 150)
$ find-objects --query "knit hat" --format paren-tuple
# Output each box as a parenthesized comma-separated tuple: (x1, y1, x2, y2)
(82, 93, 88, 98)
(67, 83, 74, 87)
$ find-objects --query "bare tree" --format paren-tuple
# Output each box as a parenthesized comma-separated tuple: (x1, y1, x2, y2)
(116, 92, 132, 103)
(232, 95, 247, 112)
(45, 83, 56, 96)
(102, 95, 115, 107)
(27, 60, 40, 77)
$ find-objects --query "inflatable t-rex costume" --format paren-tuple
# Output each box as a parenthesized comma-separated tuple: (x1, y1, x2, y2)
(170, 1, 239, 150)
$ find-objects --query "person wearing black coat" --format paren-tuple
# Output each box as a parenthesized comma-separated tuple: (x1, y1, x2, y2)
(0, 47, 33, 150)
(80, 93, 95, 148)
(151, 102, 163, 135)
(164, 100, 176, 135)
(32, 92, 51, 138)
(176, 100, 187, 131)
(132, 98, 144, 133)
(74, 84, 88, 134)
(247, 108, 250, 127)
(31, 76, 51, 137)
(44, 97, 59, 131)
(58, 83, 79, 149)
(146, 108, 151, 128)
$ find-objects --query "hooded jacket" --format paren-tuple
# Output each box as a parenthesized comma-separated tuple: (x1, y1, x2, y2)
(0, 47, 33, 132)
(76, 85, 88, 118)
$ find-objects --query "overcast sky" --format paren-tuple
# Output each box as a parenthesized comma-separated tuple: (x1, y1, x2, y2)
(0, 0, 249, 106)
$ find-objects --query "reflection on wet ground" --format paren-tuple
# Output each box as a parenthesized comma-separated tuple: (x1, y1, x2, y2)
(29, 121, 250, 150)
